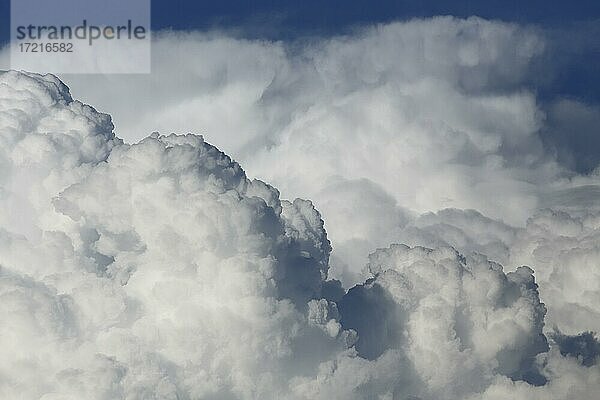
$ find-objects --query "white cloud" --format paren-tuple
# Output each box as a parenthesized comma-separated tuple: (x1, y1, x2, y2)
(11, 16, 596, 285)
(383, 207, 600, 338)
(1, 15, 600, 399)
(0, 71, 349, 399)
(1, 69, 599, 400)
(468, 348, 600, 400)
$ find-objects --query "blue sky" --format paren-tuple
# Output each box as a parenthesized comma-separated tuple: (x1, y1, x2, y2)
(147, 0, 598, 36)
(2, 0, 599, 43)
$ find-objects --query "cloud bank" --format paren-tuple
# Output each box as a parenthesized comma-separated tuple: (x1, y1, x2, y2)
(20, 16, 599, 286)
(1, 66, 599, 399)
(1, 15, 600, 400)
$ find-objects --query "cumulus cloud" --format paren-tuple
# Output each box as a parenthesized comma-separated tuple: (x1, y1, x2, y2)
(510, 210, 600, 335)
(0, 71, 349, 399)
(468, 349, 600, 400)
(392, 207, 600, 337)
(381, 210, 600, 398)
(11, 16, 598, 286)
(0, 69, 598, 400)
(2, 15, 600, 400)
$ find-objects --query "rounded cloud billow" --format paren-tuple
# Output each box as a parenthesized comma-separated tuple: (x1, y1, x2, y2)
(1, 69, 599, 399)
(37, 16, 600, 290)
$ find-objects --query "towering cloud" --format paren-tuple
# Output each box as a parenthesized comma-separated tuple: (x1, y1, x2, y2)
(0, 70, 598, 400)
(27, 17, 599, 287)
(0, 71, 346, 399)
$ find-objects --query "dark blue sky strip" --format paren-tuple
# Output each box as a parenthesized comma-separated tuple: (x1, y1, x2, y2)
(147, 0, 600, 33)
(2, 0, 600, 42)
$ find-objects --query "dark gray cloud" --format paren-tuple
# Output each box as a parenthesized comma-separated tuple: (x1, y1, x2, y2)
(551, 330, 600, 367)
